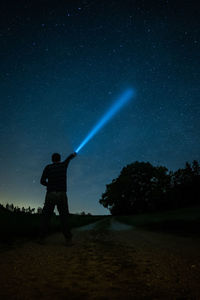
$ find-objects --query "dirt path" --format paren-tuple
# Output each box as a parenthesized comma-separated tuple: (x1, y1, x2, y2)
(0, 218, 200, 299)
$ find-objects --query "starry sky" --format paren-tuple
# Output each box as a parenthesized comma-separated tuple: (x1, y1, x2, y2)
(0, 0, 199, 215)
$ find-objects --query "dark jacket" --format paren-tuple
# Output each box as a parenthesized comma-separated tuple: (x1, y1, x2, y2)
(40, 154, 75, 192)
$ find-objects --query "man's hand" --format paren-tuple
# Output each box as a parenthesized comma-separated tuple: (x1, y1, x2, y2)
(72, 152, 77, 158)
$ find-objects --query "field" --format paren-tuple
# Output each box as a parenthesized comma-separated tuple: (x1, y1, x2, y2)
(0, 205, 106, 242)
(0, 205, 200, 298)
(116, 205, 200, 237)
(0, 206, 200, 299)
(1, 205, 200, 242)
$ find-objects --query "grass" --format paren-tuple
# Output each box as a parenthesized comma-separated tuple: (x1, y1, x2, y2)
(1, 204, 200, 241)
(0, 206, 106, 242)
(115, 206, 200, 237)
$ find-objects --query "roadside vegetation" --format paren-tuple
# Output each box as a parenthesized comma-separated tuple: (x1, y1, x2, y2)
(116, 205, 200, 237)
(99, 160, 200, 216)
(0, 203, 106, 242)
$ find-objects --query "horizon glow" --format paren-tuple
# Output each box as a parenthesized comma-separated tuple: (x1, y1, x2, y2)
(75, 88, 135, 153)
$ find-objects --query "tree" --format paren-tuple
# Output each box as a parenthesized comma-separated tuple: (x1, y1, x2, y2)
(171, 160, 200, 208)
(99, 161, 171, 215)
(192, 160, 200, 176)
(37, 207, 43, 214)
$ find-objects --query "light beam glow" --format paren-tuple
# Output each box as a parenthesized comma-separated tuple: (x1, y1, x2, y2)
(75, 88, 135, 153)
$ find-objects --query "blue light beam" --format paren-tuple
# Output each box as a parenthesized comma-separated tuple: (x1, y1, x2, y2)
(75, 88, 135, 153)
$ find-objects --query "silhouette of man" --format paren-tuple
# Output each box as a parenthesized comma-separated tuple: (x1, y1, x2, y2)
(40, 152, 77, 243)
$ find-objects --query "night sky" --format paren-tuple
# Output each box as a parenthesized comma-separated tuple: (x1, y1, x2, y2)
(0, 0, 199, 215)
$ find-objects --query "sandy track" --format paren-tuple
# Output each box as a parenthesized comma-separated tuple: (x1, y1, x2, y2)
(0, 219, 200, 299)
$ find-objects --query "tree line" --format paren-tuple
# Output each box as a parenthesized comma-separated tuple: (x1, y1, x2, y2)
(0, 203, 91, 216)
(99, 160, 200, 215)
(1, 203, 43, 214)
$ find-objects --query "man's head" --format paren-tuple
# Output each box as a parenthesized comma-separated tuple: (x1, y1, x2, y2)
(52, 153, 61, 163)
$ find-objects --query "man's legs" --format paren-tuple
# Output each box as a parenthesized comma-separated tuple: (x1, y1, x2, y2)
(40, 192, 55, 239)
(56, 192, 72, 240)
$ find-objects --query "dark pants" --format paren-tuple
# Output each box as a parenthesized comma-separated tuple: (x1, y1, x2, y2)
(40, 191, 72, 239)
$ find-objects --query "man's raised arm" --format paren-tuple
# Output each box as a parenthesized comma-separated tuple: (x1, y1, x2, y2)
(63, 152, 77, 166)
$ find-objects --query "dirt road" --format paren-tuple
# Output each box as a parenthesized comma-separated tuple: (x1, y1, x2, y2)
(0, 218, 200, 299)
